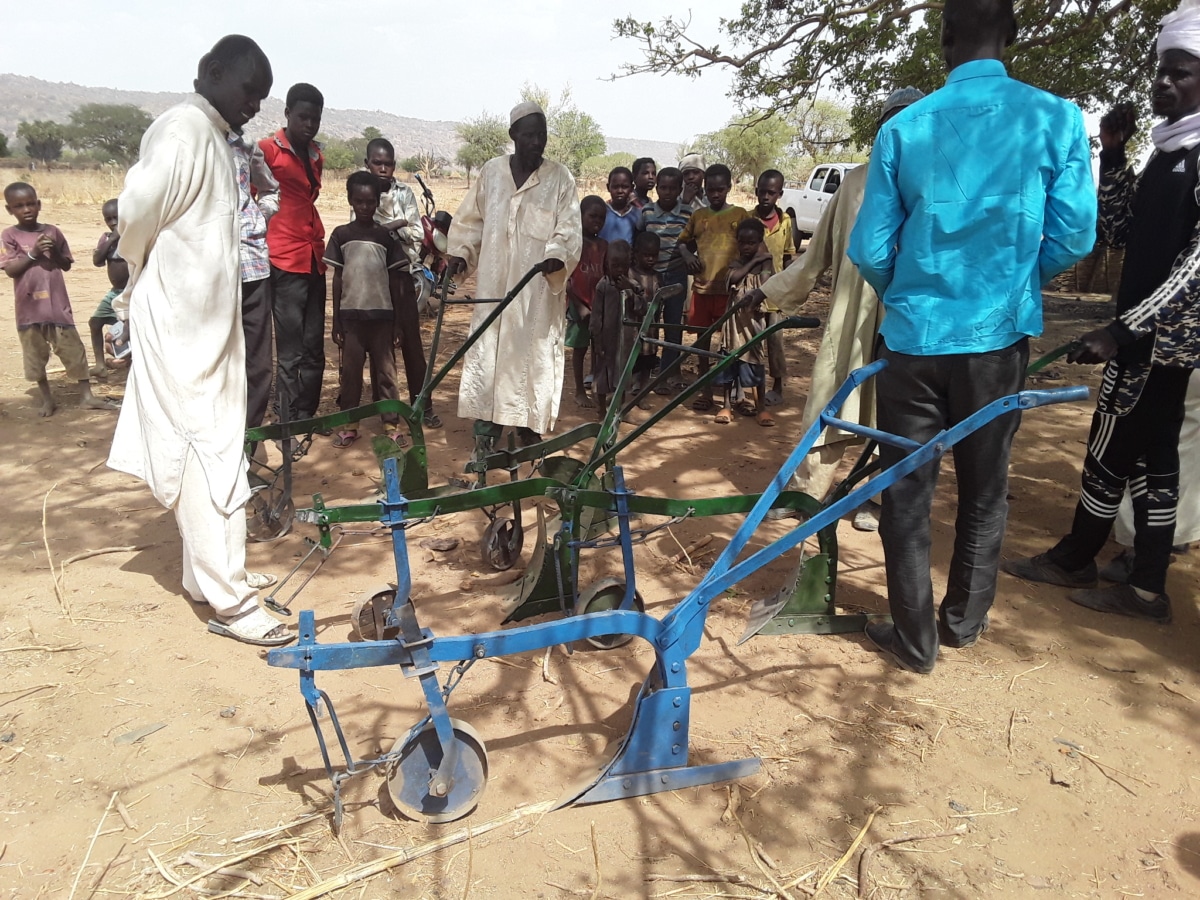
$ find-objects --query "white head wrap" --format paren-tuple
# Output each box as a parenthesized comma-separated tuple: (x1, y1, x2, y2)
(509, 100, 545, 127)
(1158, 0, 1200, 59)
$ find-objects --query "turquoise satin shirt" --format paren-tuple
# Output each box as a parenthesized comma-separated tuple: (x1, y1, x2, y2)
(848, 60, 1097, 356)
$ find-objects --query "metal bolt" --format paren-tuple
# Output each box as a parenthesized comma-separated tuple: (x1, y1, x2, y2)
(672, 744, 681, 754)
(672, 697, 681, 708)
(433, 782, 447, 797)
(623, 779, 632, 790)
(670, 662, 680, 673)
(673, 721, 681, 731)
(474, 644, 485, 658)
(661, 775, 669, 784)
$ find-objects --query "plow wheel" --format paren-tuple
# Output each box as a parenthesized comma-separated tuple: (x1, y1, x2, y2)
(577, 578, 645, 650)
(480, 516, 523, 571)
(246, 484, 294, 543)
(350, 585, 400, 641)
(387, 718, 489, 824)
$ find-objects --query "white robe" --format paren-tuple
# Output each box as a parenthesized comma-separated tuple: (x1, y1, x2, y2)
(448, 155, 581, 433)
(762, 165, 880, 448)
(108, 94, 248, 515)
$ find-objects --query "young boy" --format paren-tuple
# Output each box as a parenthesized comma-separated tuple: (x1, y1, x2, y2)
(1, 183, 117, 417)
(753, 169, 796, 405)
(324, 171, 411, 448)
(629, 231, 662, 407)
(591, 240, 643, 415)
(567, 195, 608, 408)
(598, 167, 641, 245)
(631, 158, 657, 210)
(362, 137, 440, 427)
(638, 166, 692, 393)
(715, 218, 774, 427)
(677, 163, 749, 411)
(89, 198, 129, 377)
(679, 153, 708, 208)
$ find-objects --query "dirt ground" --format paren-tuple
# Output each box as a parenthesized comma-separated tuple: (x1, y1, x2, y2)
(1, 191, 1198, 900)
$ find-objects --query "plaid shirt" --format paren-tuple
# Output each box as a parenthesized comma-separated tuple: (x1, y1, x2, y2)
(227, 131, 271, 284)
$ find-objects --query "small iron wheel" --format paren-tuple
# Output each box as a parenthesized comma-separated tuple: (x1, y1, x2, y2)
(246, 485, 295, 543)
(480, 516, 523, 570)
(577, 577, 645, 650)
(387, 718, 488, 824)
(350, 585, 400, 642)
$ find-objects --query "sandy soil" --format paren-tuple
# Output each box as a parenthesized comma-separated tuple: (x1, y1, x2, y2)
(1, 195, 1198, 900)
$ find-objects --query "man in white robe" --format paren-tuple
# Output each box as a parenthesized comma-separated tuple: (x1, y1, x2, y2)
(446, 101, 582, 458)
(747, 88, 924, 528)
(108, 36, 292, 646)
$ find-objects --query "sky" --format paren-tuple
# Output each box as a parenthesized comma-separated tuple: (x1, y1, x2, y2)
(5, 0, 744, 144)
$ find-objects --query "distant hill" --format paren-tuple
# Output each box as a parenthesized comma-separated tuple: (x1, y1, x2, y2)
(0, 74, 682, 166)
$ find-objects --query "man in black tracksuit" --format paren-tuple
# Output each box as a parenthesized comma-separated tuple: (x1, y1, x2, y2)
(1005, 46, 1200, 622)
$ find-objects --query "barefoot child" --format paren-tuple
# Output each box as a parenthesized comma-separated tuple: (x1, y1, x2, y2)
(598, 167, 641, 245)
(677, 164, 748, 411)
(325, 171, 409, 448)
(89, 198, 129, 377)
(629, 231, 662, 407)
(1, 182, 118, 416)
(714, 218, 775, 427)
(567, 195, 608, 408)
(753, 169, 795, 405)
(591, 240, 643, 414)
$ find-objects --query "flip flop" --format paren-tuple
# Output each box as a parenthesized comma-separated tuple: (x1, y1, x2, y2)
(389, 430, 410, 448)
(757, 411, 776, 427)
(423, 411, 443, 429)
(764, 390, 784, 407)
(692, 396, 714, 412)
(246, 571, 277, 589)
(207, 608, 294, 646)
(734, 401, 757, 417)
(714, 408, 734, 424)
(332, 430, 358, 448)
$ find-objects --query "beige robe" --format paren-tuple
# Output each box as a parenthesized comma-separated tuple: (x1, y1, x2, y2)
(448, 155, 581, 433)
(762, 164, 880, 447)
(108, 94, 248, 514)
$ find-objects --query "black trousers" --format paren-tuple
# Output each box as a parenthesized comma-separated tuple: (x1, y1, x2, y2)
(876, 338, 1029, 671)
(1046, 363, 1190, 594)
(242, 278, 273, 430)
(393, 272, 430, 407)
(271, 262, 326, 421)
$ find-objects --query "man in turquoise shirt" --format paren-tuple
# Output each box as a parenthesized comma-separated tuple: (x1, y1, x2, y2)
(846, 0, 1096, 674)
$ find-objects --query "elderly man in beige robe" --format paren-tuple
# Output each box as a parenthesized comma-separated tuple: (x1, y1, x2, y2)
(108, 36, 292, 646)
(749, 88, 924, 529)
(446, 101, 582, 460)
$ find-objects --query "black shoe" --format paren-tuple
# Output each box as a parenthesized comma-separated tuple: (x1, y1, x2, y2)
(1098, 549, 1134, 584)
(1002, 553, 1097, 588)
(1068, 583, 1172, 624)
(939, 614, 990, 649)
(423, 410, 443, 429)
(863, 621, 934, 674)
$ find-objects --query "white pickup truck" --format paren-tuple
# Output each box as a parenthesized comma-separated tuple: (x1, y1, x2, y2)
(780, 163, 862, 241)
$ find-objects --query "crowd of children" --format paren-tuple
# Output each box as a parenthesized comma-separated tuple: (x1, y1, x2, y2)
(572, 156, 797, 427)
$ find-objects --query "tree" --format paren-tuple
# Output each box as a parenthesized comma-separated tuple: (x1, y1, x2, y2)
(399, 156, 422, 174)
(362, 126, 383, 141)
(580, 151, 636, 182)
(67, 103, 153, 165)
(455, 112, 509, 185)
(615, 1, 1171, 144)
(0, 132, 8, 157)
(318, 136, 358, 170)
(693, 115, 793, 183)
(519, 84, 606, 177)
(788, 100, 854, 161)
(17, 120, 67, 164)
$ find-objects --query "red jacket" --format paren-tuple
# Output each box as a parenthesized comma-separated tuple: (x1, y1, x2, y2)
(259, 129, 325, 275)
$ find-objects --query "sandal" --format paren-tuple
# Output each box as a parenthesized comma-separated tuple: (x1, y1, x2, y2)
(653, 383, 674, 396)
(389, 430, 410, 448)
(714, 408, 734, 424)
(757, 411, 776, 427)
(423, 411, 443, 429)
(691, 396, 714, 412)
(734, 401, 757, 417)
(207, 607, 294, 646)
(332, 430, 358, 448)
(246, 572, 278, 589)
(764, 389, 784, 407)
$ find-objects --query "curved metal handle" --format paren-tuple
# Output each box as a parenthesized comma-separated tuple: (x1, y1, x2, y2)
(1017, 386, 1090, 408)
(780, 315, 822, 330)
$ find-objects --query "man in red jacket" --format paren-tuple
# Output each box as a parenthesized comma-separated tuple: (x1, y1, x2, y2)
(259, 83, 326, 422)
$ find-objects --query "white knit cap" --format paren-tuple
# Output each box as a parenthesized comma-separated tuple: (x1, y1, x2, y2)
(1158, 0, 1200, 59)
(509, 100, 546, 126)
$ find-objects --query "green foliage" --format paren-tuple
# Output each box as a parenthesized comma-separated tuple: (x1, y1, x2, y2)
(399, 156, 422, 174)
(66, 103, 153, 165)
(17, 120, 68, 163)
(693, 115, 793, 183)
(362, 126, 383, 141)
(0, 132, 8, 157)
(455, 112, 510, 183)
(580, 151, 636, 181)
(615, 1, 1172, 144)
(318, 134, 358, 170)
(519, 84, 606, 177)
